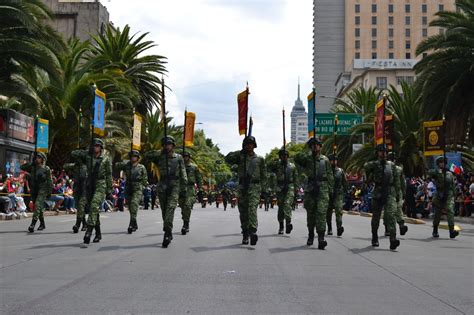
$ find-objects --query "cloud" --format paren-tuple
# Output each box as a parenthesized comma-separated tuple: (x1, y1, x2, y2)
(103, 0, 313, 155)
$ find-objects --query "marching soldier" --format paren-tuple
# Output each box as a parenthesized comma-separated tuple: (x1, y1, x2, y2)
(145, 136, 187, 248)
(387, 152, 408, 236)
(178, 150, 203, 235)
(364, 144, 401, 250)
(115, 150, 148, 234)
(327, 154, 347, 237)
(295, 137, 334, 249)
(227, 136, 266, 246)
(63, 157, 88, 233)
(429, 156, 459, 239)
(71, 138, 112, 246)
(275, 149, 297, 235)
(21, 152, 52, 233)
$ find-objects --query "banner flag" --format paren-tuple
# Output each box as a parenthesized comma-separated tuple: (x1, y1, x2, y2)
(132, 113, 143, 150)
(36, 118, 49, 153)
(307, 91, 315, 138)
(184, 111, 196, 147)
(93, 89, 106, 136)
(374, 99, 385, 145)
(237, 88, 249, 135)
(423, 120, 445, 156)
(384, 115, 394, 150)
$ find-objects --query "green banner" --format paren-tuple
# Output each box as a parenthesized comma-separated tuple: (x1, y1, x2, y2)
(315, 113, 362, 135)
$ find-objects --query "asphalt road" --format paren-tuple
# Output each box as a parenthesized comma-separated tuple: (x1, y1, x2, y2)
(1, 205, 473, 314)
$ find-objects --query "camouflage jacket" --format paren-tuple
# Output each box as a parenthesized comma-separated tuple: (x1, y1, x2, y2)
(364, 159, 399, 201)
(275, 161, 298, 194)
(428, 169, 455, 203)
(294, 151, 334, 194)
(20, 162, 52, 197)
(70, 150, 113, 195)
(115, 161, 148, 194)
(184, 162, 203, 190)
(145, 150, 187, 191)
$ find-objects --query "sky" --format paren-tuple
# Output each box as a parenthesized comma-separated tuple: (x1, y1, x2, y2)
(103, 0, 313, 155)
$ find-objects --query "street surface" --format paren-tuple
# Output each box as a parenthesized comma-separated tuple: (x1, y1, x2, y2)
(1, 205, 473, 314)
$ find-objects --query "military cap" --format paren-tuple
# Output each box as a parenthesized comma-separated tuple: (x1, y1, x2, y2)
(35, 152, 47, 161)
(92, 138, 104, 148)
(375, 144, 388, 152)
(161, 136, 176, 146)
(182, 150, 191, 157)
(306, 137, 322, 147)
(243, 136, 257, 148)
(129, 150, 140, 158)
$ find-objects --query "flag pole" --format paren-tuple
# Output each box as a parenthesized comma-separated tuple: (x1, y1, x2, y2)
(183, 108, 187, 155)
(245, 82, 249, 137)
(333, 114, 338, 155)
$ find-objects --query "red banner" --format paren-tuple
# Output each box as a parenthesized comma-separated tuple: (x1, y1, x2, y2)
(237, 88, 248, 135)
(374, 99, 385, 145)
(384, 115, 394, 150)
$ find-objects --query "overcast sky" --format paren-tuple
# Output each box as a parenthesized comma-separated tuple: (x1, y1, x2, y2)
(103, 0, 313, 155)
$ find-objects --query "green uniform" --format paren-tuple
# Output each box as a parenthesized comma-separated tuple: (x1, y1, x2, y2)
(428, 169, 456, 227)
(20, 162, 52, 220)
(145, 150, 187, 234)
(275, 161, 297, 224)
(64, 161, 88, 229)
(364, 159, 400, 237)
(179, 161, 202, 225)
(394, 164, 406, 224)
(327, 166, 347, 231)
(71, 150, 112, 227)
(295, 152, 334, 234)
(115, 161, 148, 226)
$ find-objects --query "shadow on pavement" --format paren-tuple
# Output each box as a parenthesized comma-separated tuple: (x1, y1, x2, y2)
(98, 243, 160, 251)
(349, 246, 392, 254)
(27, 243, 82, 249)
(141, 233, 164, 238)
(213, 233, 242, 238)
(190, 243, 254, 252)
(268, 245, 312, 254)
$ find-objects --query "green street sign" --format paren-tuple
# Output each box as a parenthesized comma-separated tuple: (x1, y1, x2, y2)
(315, 113, 362, 135)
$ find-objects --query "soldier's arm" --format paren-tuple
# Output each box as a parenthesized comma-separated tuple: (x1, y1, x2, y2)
(45, 167, 53, 193)
(105, 159, 113, 194)
(363, 162, 373, 183)
(195, 166, 203, 191)
(326, 158, 334, 192)
(20, 162, 33, 172)
(399, 167, 406, 199)
(114, 161, 129, 171)
(140, 165, 149, 187)
(178, 156, 188, 192)
(225, 150, 241, 166)
(294, 152, 306, 168)
(71, 149, 89, 163)
(63, 163, 75, 172)
(144, 150, 160, 163)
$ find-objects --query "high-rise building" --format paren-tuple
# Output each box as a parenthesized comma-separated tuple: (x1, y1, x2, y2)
(313, 0, 456, 103)
(290, 82, 308, 144)
(41, 0, 110, 42)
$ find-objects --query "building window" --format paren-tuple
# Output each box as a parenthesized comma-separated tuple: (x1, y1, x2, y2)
(422, 4, 427, 13)
(422, 28, 428, 37)
(439, 4, 444, 12)
(376, 77, 387, 89)
(372, 28, 377, 37)
(372, 4, 377, 13)
(355, 40, 360, 49)
(388, 4, 394, 13)
(389, 28, 394, 37)
(389, 40, 394, 49)
(406, 28, 411, 37)
(372, 16, 377, 25)
(422, 16, 428, 25)
(389, 52, 394, 59)
(372, 52, 377, 59)
(389, 16, 394, 25)
(355, 4, 360, 13)
(406, 52, 411, 59)
(355, 28, 360, 37)
(355, 16, 360, 25)
(372, 40, 377, 49)
(406, 40, 411, 49)
(397, 76, 414, 85)
(405, 4, 411, 13)
(405, 16, 411, 25)
(355, 52, 360, 59)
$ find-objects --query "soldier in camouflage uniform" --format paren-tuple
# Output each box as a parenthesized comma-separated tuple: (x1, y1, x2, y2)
(275, 149, 297, 235)
(364, 144, 401, 250)
(21, 152, 53, 233)
(295, 138, 334, 249)
(429, 156, 459, 239)
(387, 152, 408, 236)
(178, 150, 203, 235)
(64, 158, 88, 233)
(115, 150, 148, 234)
(327, 154, 347, 237)
(145, 136, 187, 248)
(71, 138, 112, 246)
(227, 136, 266, 246)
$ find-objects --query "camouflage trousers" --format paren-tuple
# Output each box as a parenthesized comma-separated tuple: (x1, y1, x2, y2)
(304, 189, 329, 233)
(394, 199, 404, 224)
(277, 188, 294, 223)
(86, 184, 106, 227)
(75, 193, 87, 221)
(179, 186, 195, 223)
(157, 184, 180, 233)
(432, 197, 455, 227)
(327, 193, 344, 228)
(127, 188, 143, 221)
(238, 185, 260, 233)
(371, 192, 397, 235)
(32, 190, 48, 220)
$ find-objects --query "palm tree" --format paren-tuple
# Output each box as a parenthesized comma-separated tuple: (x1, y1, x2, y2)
(87, 24, 167, 115)
(415, 0, 474, 144)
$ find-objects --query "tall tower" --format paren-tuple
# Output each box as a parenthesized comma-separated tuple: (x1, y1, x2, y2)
(290, 81, 308, 144)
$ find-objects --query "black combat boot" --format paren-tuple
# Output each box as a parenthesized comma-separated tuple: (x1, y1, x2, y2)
(132, 219, 138, 232)
(242, 230, 249, 245)
(83, 225, 94, 244)
(127, 219, 134, 234)
(72, 217, 82, 233)
(181, 221, 189, 235)
(285, 219, 293, 234)
(81, 218, 87, 231)
(449, 226, 459, 239)
(337, 225, 344, 237)
(307, 227, 315, 246)
(371, 228, 379, 247)
(389, 233, 400, 251)
(162, 231, 172, 248)
(37, 217, 46, 231)
(317, 232, 327, 250)
(327, 221, 333, 236)
(278, 221, 284, 235)
(432, 225, 439, 238)
(250, 229, 258, 246)
(93, 225, 102, 243)
(28, 218, 37, 233)
(398, 221, 408, 236)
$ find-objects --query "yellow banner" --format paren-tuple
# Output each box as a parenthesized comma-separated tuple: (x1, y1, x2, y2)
(423, 120, 444, 156)
(184, 112, 196, 147)
(132, 113, 143, 150)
